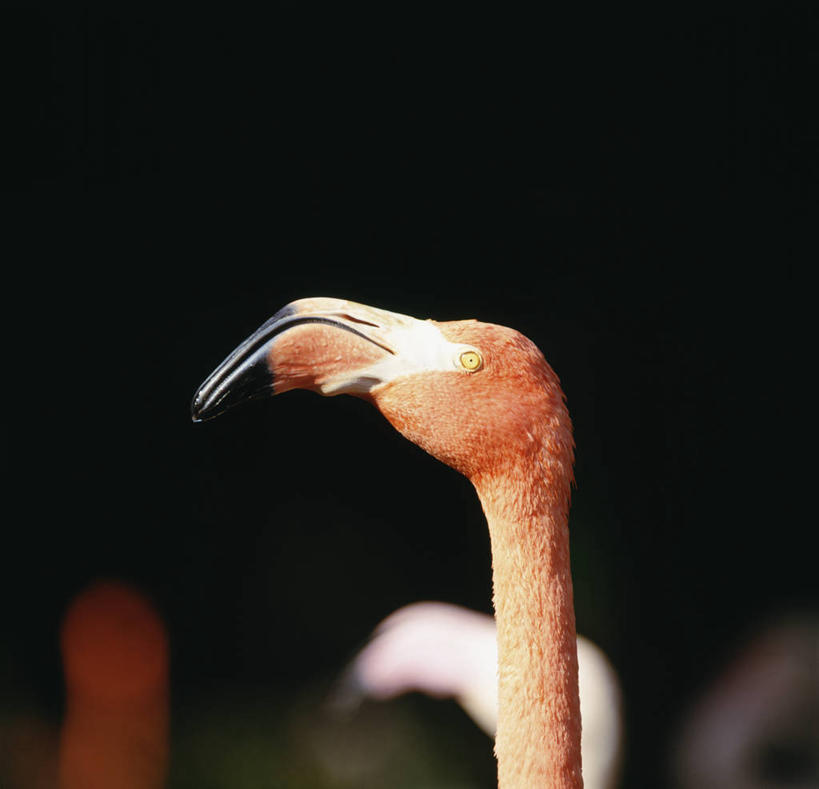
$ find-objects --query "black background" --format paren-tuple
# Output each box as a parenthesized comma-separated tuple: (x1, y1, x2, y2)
(4, 7, 816, 788)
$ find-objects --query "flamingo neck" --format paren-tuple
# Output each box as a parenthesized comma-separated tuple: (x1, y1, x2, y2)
(475, 463, 582, 789)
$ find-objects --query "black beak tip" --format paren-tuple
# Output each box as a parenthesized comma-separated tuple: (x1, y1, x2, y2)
(190, 307, 291, 425)
(189, 360, 275, 425)
(190, 391, 210, 423)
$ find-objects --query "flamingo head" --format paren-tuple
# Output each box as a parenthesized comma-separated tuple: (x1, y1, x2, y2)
(192, 297, 571, 480)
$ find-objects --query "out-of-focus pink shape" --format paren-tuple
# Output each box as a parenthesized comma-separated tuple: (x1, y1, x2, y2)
(58, 580, 169, 789)
(346, 601, 623, 789)
(672, 613, 819, 789)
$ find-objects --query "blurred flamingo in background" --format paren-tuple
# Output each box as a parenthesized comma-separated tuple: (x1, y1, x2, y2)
(59, 580, 169, 789)
(193, 297, 582, 787)
(671, 612, 819, 789)
(337, 601, 623, 789)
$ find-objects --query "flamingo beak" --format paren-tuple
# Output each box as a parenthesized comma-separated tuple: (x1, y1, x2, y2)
(190, 298, 418, 422)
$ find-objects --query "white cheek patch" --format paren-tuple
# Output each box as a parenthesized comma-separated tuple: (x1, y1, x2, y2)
(393, 320, 466, 371)
(318, 318, 474, 395)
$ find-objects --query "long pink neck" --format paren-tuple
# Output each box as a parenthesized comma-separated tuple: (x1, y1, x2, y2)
(475, 463, 582, 789)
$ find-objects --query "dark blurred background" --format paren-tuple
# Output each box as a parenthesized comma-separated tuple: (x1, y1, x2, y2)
(3, 6, 816, 788)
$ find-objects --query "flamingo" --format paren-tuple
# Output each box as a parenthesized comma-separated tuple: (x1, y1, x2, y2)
(59, 580, 169, 789)
(192, 297, 582, 788)
(671, 613, 819, 789)
(338, 602, 623, 789)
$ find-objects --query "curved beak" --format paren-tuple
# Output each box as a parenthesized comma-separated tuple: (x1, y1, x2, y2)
(190, 297, 430, 422)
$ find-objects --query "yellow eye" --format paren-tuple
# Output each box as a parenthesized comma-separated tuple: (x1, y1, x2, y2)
(459, 350, 483, 371)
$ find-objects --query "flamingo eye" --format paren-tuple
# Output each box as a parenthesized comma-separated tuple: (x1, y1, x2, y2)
(459, 350, 483, 372)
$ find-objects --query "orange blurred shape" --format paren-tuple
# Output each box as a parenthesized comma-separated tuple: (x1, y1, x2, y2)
(58, 580, 169, 789)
